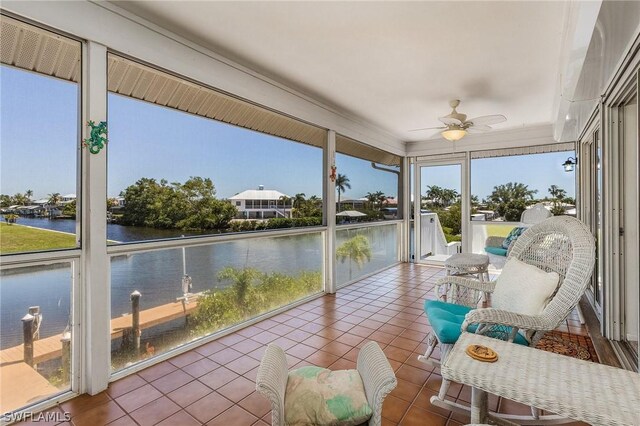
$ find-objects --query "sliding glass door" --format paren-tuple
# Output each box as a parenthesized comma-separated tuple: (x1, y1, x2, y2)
(414, 159, 465, 263)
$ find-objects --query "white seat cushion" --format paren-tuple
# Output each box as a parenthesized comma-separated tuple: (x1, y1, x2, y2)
(492, 257, 560, 316)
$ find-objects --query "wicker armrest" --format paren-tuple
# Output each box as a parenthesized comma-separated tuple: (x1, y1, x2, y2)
(462, 308, 553, 332)
(435, 276, 496, 294)
(256, 344, 288, 426)
(356, 341, 397, 426)
(485, 236, 505, 248)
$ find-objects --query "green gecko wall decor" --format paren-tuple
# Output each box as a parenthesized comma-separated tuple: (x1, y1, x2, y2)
(83, 121, 108, 154)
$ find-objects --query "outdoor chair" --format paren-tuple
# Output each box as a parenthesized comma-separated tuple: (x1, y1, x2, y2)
(420, 216, 595, 422)
(256, 341, 397, 426)
(484, 203, 553, 268)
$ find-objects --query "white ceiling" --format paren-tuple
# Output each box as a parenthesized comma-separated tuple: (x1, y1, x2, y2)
(112, 1, 568, 142)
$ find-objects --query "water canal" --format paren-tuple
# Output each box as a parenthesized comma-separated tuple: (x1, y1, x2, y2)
(1, 218, 398, 349)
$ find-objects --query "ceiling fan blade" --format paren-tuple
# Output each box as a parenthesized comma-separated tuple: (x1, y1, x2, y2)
(439, 117, 463, 126)
(467, 114, 506, 126)
(467, 125, 492, 133)
(408, 126, 447, 132)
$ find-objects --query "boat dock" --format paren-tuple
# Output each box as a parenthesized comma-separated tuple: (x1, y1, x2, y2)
(0, 295, 200, 413)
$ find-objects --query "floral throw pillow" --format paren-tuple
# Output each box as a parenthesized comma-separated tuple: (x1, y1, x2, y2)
(285, 366, 372, 426)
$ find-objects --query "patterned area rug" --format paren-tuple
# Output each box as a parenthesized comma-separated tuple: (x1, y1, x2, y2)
(535, 331, 599, 362)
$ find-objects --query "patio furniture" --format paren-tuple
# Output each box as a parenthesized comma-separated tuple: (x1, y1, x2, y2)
(445, 253, 490, 280)
(256, 341, 397, 426)
(419, 216, 596, 421)
(444, 253, 490, 302)
(440, 332, 640, 425)
(484, 203, 553, 269)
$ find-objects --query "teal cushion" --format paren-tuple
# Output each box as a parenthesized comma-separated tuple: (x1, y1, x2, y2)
(485, 246, 508, 257)
(424, 300, 529, 346)
(502, 227, 526, 249)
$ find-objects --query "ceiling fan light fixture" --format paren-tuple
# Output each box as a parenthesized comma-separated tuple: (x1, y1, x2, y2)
(441, 127, 467, 142)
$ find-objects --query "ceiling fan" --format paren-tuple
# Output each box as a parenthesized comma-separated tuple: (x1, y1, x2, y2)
(411, 99, 506, 141)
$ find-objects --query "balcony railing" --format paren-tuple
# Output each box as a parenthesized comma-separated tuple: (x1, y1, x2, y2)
(108, 228, 324, 372)
(336, 221, 401, 288)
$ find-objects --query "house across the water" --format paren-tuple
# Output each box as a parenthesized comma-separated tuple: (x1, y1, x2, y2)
(229, 185, 292, 219)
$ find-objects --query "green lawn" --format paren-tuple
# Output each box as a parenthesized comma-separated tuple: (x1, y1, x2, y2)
(0, 222, 76, 254)
(486, 224, 516, 238)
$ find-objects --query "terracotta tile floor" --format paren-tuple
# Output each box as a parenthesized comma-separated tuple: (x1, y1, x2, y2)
(20, 263, 591, 425)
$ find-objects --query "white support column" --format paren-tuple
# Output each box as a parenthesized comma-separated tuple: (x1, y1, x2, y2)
(413, 160, 421, 262)
(462, 153, 471, 253)
(400, 157, 410, 262)
(81, 41, 110, 394)
(324, 130, 337, 293)
(603, 104, 622, 340)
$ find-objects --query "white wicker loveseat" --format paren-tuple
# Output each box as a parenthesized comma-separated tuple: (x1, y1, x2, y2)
(256, 341, 397, 426)
(420, 216, 596, 423)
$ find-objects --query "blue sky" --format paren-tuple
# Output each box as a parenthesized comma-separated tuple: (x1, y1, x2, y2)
(422, 153, 576, 201)
(1, 65, 573, 201)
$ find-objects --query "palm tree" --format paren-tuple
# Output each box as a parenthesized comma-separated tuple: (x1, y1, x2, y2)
(425, 185, 444, 208)
(12, 193, 28, 206)
(308, 195, 321, 206)
(365, 192, 378, 210)
(373, 190, 387, 210)
(218, 267, 261, 316)
(366, 191, 386, 210)
(47, 193, 62, 206)
(548, 185, 567, 216)
(25, 189, 33, 203)
(279, 195, 291, 218)
(548, 185, 567, 201)
(441, 188, 460, 207)
(292, 193, 306, 217)
(335, 174, 351, 212)
(336, 234, 372, 280)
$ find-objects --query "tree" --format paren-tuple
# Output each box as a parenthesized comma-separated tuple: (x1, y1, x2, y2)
(365, 192, 378, 210)
(3, 213, 18, 224)
(336, 234, 372, 280)
(292, 193, 306, 217)
(25, 189, 33, 203)
(107, 198, 119, 210)
(120, 177, 236, 230)
(12, 193, 29, 206)
(548, 185, 567, 216)
(0, 195, 12, 208)
(503, 199, 528, 221)
(177, 177, 237, 229)
(470, 195, 480, 212)
(425, 185, 444, 208)
(63, 200, 77, 218)
(217, 267, 262, 316)
(47, 193, 62, 206)
(335, 174, 351, 212)
(441, 188, 459, 207)
(279, 195, 291, 218)
(488, 182, 537, 220)
(296, 195, 322, 218)
(439, 202, 462, 236)
(373, 191, 387, 210)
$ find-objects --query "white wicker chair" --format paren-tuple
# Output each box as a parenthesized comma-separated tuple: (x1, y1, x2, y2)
(256, 341, 397, 426)
(484, 203, 553, 269)
(520, 203, 553, 224)
(420, 216, 595, 423)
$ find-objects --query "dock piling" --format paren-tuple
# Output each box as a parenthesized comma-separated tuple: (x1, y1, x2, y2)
(131, 291, 141, 351)
(21, 314, 35, 367)
(61, 332, 71, 381)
